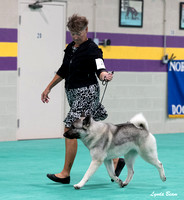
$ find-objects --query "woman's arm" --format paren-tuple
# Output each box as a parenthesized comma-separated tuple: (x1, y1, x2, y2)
(41, 74, 63, 103)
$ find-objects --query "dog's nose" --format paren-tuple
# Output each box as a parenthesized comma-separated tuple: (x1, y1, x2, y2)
(63, 132, 67, 137)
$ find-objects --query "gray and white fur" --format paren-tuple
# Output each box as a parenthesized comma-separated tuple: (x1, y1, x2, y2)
(64, 113, 166, 189)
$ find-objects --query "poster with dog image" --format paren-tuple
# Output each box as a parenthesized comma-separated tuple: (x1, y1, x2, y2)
(119, 0, 143, 27)
(179, 3, 184, 29)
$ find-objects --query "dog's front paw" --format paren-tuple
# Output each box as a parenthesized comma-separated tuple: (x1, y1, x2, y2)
(119, 180, 128, 188)
(162, 175, 166, 182)
(74, 184, 81, 190)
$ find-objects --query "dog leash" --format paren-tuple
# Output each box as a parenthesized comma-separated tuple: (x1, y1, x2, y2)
(85, 71, 114, 118)
(100, 71, 114, 104)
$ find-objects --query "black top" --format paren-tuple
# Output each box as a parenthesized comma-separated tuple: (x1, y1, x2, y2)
(56, 38, 106, 89)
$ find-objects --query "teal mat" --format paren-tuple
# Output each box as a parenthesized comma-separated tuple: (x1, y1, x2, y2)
(0, 133, 183, 200)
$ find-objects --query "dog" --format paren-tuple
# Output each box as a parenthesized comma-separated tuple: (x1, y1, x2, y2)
(63, 113, 166, 189)
(125, 6, 139, 20)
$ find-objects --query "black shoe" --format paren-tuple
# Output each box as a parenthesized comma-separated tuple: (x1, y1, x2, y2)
(111, 158, 125, 182)
(47, 174, 70, 184)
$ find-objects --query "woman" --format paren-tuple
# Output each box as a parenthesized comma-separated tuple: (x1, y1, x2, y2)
(41, 14, 125, 184)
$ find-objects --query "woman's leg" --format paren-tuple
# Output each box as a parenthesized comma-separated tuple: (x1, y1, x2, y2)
(55, 127, 78, 178)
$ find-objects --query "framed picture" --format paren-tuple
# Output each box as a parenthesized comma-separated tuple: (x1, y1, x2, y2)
(119, 0, 143, 28)
(179, 2, 184, 29)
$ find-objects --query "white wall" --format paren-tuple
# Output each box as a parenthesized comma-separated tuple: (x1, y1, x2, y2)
(67, 0, 183, 36)
(0, 0, 18, 28)
(0, 72, 17, 141)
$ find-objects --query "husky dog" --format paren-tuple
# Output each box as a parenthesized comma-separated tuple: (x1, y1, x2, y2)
(64, 113, 166, 189)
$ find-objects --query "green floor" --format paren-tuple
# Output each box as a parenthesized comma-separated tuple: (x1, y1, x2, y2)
(0, 133, 183, 200)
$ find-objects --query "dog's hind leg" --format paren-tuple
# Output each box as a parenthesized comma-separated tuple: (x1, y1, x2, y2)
(73, 159, 103, 189)
(139, 134, 166, 182)
(104, 159, 125, 187)
(123, 150, 138, 186)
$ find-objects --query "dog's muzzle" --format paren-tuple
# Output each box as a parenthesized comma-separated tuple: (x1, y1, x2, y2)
(63, 129, 80, 139)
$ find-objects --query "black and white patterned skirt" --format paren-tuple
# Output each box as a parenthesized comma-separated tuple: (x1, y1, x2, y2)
(64, 84, 108, 128)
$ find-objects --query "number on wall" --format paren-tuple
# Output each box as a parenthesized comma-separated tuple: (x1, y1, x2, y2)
(37, 33, 42, 39)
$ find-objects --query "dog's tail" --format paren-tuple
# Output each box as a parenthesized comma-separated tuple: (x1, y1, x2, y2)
(130, 113, 149, 131)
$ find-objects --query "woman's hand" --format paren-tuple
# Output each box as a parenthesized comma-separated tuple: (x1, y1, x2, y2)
(100, 71, 113, 82)
(41, 74, 63, 103)
(41, 88, 50, 103)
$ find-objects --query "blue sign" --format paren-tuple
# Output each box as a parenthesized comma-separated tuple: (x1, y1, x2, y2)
(168, 61, 184, 118)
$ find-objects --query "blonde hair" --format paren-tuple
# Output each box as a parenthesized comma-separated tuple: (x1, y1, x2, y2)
(67, 14, 88, 32)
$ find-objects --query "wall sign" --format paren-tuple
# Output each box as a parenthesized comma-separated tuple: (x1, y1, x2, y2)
(168, 60, 184, 118)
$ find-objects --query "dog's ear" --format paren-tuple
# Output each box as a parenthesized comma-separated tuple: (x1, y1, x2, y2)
(82, 115, 91, 129)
